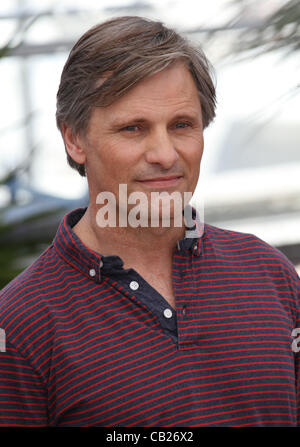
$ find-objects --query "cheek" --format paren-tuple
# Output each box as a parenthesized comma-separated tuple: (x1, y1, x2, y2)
(185, 139, 203, 182)
(186, 139, 204, 165)
(98, 152, 134, 185)
(106, 144, 143, 176)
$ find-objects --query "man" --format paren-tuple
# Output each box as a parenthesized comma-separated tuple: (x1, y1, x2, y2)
(0, 16, 299, 427)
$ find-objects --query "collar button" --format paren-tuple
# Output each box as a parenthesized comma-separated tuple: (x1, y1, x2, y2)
(163, 308, 173, 319)
(89, 268, 96, 277)
(129, 281, 139, 291)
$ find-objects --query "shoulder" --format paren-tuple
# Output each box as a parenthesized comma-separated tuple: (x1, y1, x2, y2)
(203, 222, 292, 262)
(0, 244, 63, 360)
(203, 223, 300, 285)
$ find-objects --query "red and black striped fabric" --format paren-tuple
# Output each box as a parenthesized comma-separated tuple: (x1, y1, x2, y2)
(0, 208, 299, 426)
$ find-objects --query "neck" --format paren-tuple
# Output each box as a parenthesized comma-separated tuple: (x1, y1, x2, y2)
(73, 205, 186, 262)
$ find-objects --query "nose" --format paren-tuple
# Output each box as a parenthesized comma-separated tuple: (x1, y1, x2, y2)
(144, 127, 179, 169)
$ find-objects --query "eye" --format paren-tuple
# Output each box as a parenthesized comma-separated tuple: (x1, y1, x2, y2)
(175, 121, 191, 129)
(121, 125, 140, 132)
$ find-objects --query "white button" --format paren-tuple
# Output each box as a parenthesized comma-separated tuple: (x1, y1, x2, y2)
(89, 269, 96, 277)
(99, 260, 103, 268)
(163, 308, 173, 319)
(193, 244, 198, 251)
(129, 281, 139, 291)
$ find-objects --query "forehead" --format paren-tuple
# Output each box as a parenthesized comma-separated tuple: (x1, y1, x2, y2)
(88, 62, 201, 127)
(124, 62, 198, 102)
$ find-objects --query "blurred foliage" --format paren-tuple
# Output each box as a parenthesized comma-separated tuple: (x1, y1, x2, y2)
(0, 12, 39, 183)
(233, 0, 300, 57)
(0, 12, 39, 58)
(0, 12, 56, 289)
(0, 243, 42, 288)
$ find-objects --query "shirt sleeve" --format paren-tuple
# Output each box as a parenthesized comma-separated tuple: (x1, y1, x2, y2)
(0, 338, 48, 426)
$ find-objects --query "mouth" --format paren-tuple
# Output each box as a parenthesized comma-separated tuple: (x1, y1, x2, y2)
(136, 175, 183, 188)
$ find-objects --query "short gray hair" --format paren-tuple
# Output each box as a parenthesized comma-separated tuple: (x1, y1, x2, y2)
(56, 16, 217, 176)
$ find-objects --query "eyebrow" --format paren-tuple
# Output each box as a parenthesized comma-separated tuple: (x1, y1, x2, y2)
(110, 112, 201, 128)
(110, 118, 147, 128)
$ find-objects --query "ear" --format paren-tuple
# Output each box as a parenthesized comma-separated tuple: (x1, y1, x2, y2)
(61, 123, 86, 165)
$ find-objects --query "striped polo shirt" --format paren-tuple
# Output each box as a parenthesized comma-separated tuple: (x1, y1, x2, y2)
(0, 207, 299, 427)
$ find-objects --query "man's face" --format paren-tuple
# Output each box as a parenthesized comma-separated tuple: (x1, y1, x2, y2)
(74, 61, 204, 220)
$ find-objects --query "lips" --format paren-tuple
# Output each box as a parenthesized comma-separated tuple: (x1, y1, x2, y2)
(137, 175, 183, 188)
